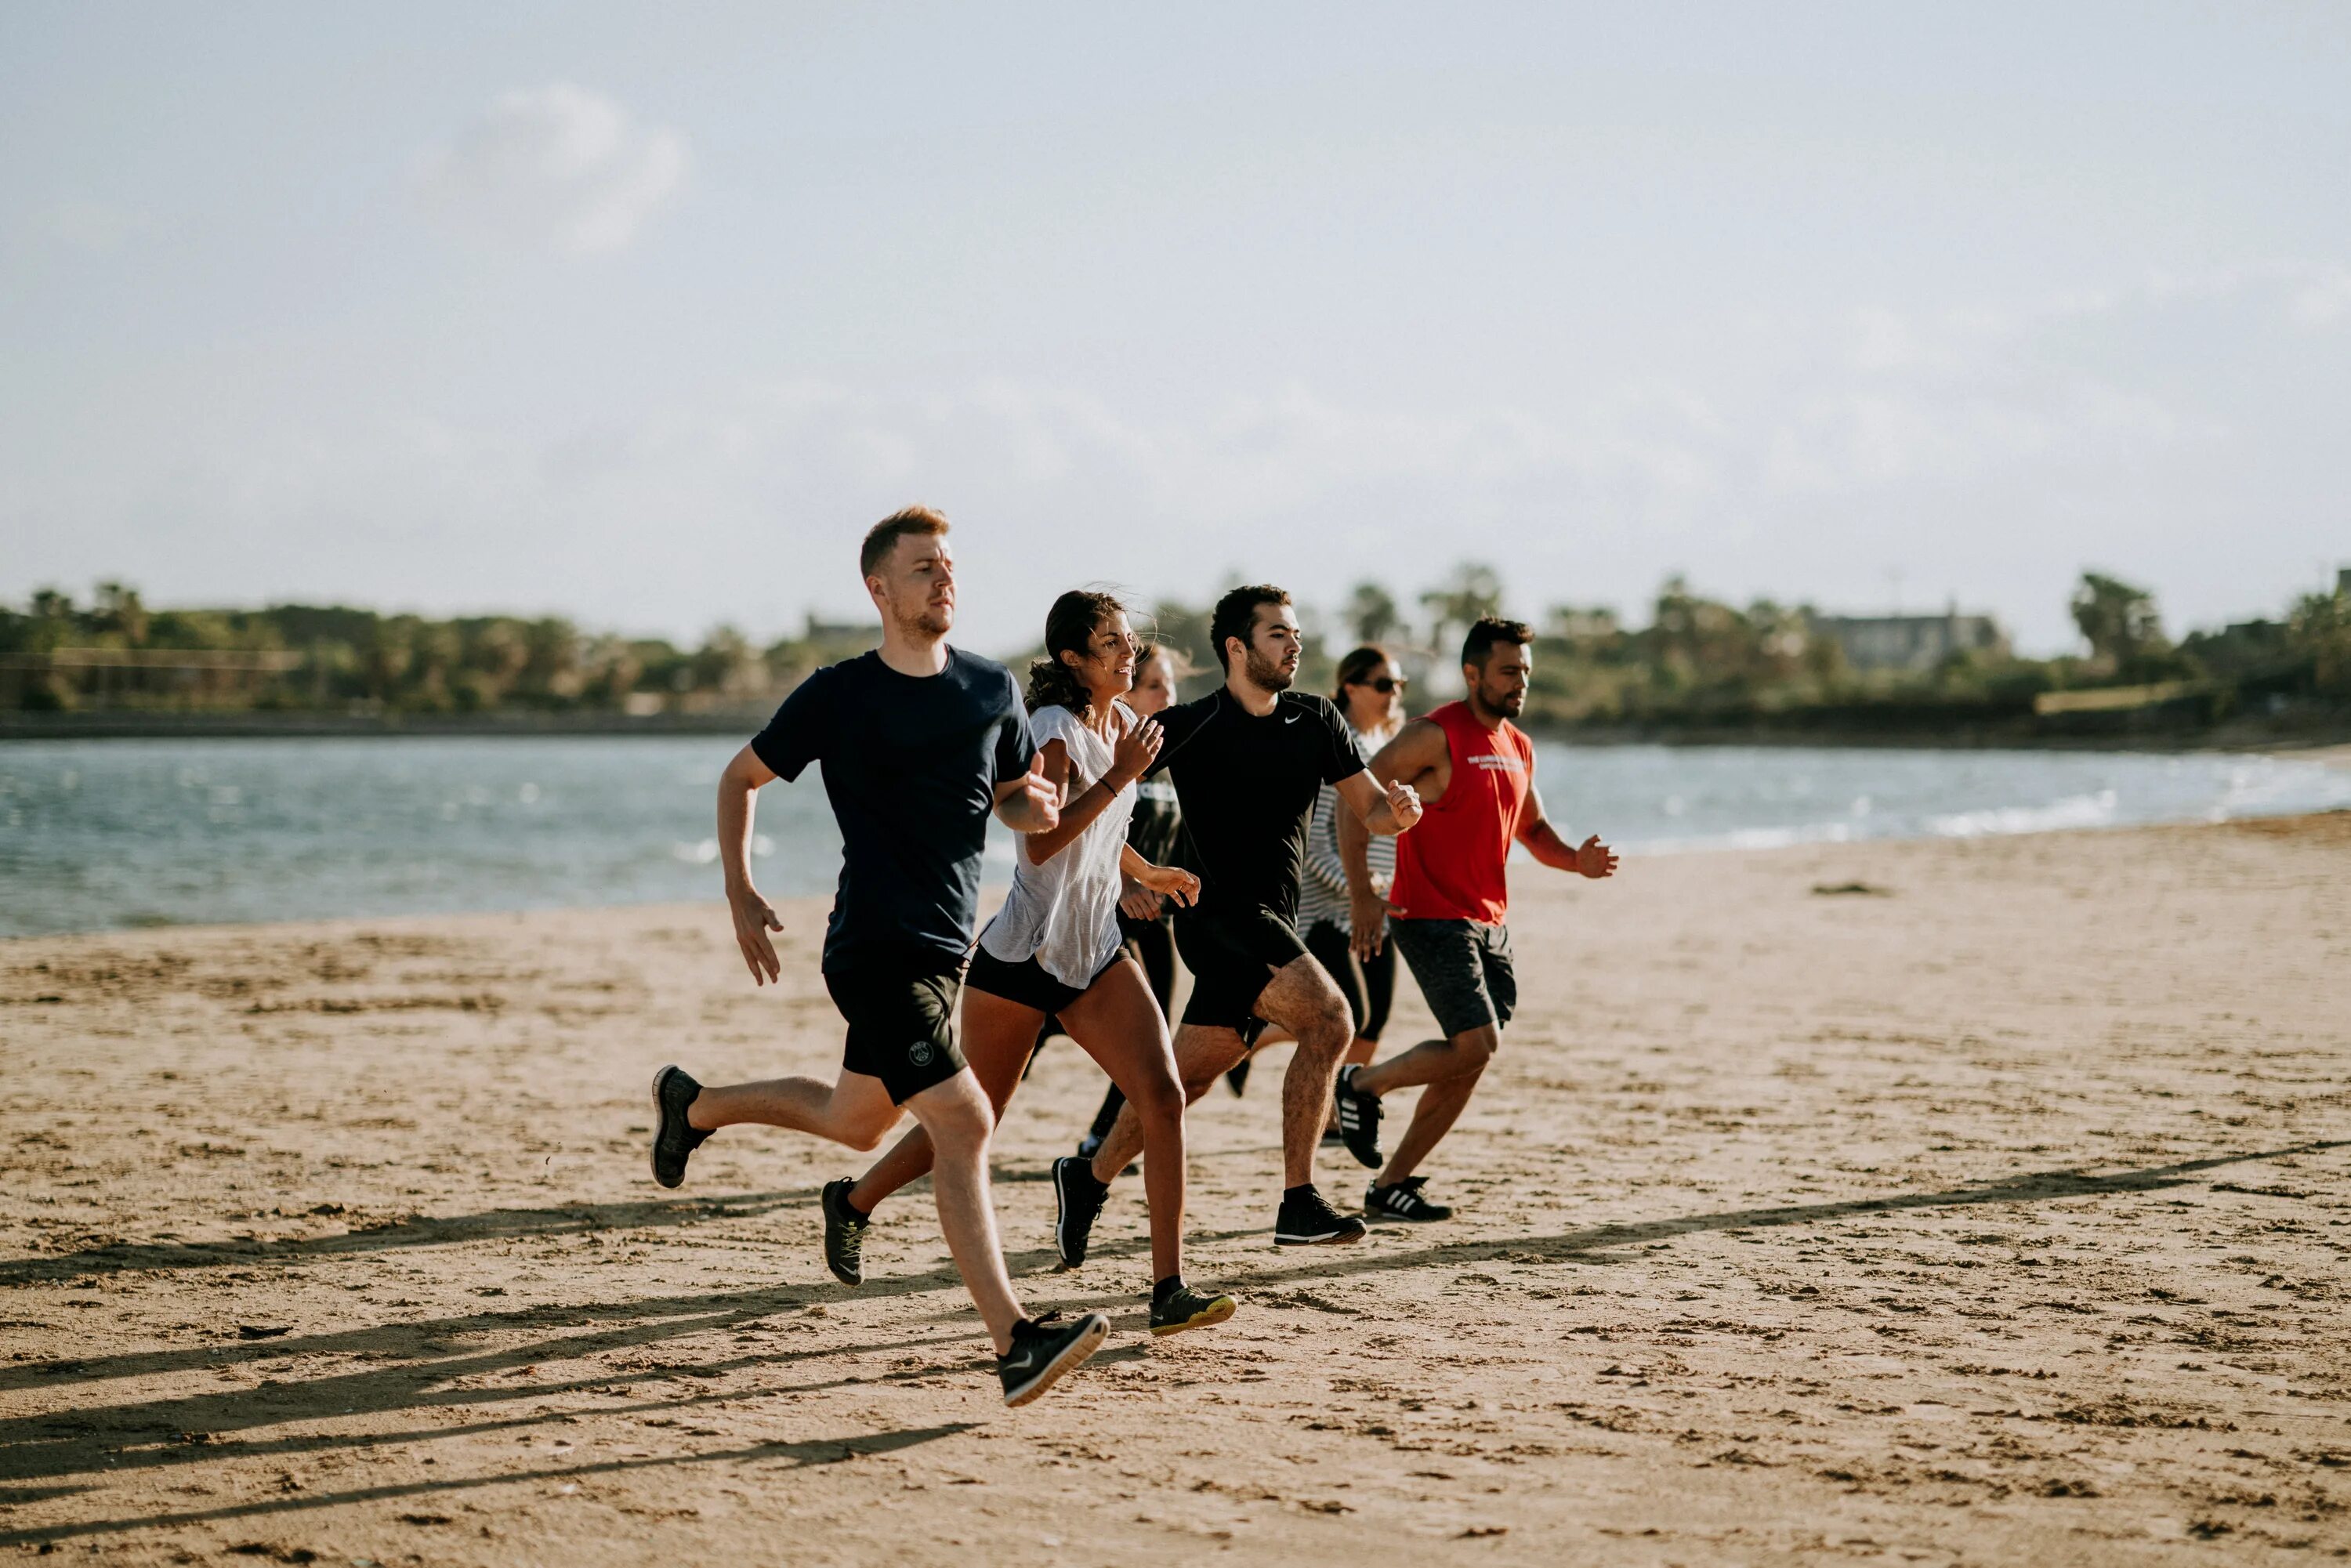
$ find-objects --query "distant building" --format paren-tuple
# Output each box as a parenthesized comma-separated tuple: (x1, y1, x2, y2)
(1806, 609, 2009, 672)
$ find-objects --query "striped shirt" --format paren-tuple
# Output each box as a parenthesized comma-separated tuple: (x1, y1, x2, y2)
(1297, 719, 1396, 933)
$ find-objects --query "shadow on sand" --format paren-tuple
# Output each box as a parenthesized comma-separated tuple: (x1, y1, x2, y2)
(3, 1139, 2341, 1548)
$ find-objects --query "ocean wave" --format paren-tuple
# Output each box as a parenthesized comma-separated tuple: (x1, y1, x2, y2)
(1926, 790, 2117, 838)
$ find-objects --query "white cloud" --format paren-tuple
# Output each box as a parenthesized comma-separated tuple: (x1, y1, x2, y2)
(413, 84, 687, 254)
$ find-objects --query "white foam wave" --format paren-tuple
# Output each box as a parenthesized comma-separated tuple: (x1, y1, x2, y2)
(1926, 789, 2117, 838)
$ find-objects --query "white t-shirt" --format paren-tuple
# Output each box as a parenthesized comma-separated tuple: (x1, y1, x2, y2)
(976, 699, 1136, 987)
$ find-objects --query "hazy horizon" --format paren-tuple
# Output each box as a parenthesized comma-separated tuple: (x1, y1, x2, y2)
(5, 3, 2347, 657)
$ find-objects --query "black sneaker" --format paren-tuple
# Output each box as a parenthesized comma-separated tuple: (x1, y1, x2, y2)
(997, 1310, 1110, 1407)
(1273, 1185, 1367, 1246)
(648, 1065, 710, 1190)
(1365, 1176, 1452, 1222)
(1052, 1155, 1110, 1268)
(1333, 1064, 1383, 1170)
(1224, 1059, 1252, 1096)
(1149, 1284, 1238, 1337)
(820, 1178, 868, 1286)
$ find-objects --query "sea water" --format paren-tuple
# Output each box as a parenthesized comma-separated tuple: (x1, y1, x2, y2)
(1, 738, 2344, 938)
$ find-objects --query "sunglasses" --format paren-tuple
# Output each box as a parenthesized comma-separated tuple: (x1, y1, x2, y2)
(1359, 675, 1407, 694)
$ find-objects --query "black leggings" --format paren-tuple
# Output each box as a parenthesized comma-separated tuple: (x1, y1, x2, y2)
(1084, 918, 1177, 1139)
(1304, 918, 1394, 1043)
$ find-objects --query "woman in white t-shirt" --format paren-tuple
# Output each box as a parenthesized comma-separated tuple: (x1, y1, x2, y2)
(826, 592, 1237, 1338)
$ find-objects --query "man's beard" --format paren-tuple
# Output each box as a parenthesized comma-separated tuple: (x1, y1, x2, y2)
(898, 599, 953, 639)
(1243, 646, 1295, 692)
(1484, 684, 1524, 715)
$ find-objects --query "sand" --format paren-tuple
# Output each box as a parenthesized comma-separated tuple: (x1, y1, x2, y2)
(3, 814, 2348, 1566)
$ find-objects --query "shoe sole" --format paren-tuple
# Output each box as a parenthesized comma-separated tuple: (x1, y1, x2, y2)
(1364, 1208, 1451, 1223)
(1273, 1224, 1367, 1246)
(1001, 1313, 1110, 1407)
(1150, 1295, 1237, 1337)
(649, 1065, 686, 1190)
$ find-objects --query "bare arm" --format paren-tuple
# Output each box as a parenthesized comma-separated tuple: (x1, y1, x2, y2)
(718, 743, 785, 985)
(1518, 782, 1618, 878)
(1118, 841, 1199, 908)
(992, 751, 1063, 835)
(1020, 715, 1163, 864)
(1335, 769, 1422, 838)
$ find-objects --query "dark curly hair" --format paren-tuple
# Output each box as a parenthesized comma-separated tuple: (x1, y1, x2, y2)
(1208, 584, 1289, 672)
(1026, 590, 1134, 716)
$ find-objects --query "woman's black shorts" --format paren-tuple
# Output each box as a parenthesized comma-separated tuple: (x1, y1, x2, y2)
(966, 943, 1126, 1017)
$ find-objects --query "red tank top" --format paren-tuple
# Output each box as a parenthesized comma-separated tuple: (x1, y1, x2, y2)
(1389, 701, 1534, 925)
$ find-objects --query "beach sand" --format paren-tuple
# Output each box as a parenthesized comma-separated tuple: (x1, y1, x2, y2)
(3, 816, 2347, 1565)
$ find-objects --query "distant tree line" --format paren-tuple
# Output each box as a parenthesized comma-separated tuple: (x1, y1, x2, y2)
(4, 566, 2346, 732)
(0, 585, 875, 715)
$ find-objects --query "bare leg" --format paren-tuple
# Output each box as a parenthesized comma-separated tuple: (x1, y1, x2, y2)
(1089, 954, 1350, 1191)
(1252, 956, 1355, 1189)
(687, 1070, 902, 1151)
(1089, 1022, 1249, 1183)
(904, 1070, 1025, 1356)
(846, 988, 1041, 1215)
(1352, 1024, 1501, 1185)
(1057, 958, 1187, 1282)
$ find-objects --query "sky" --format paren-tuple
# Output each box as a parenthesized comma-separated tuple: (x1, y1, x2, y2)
(3, 2, 2347, 656)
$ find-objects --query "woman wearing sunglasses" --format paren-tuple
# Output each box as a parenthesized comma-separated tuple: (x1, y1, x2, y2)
(1296, 643, 1414, 1139)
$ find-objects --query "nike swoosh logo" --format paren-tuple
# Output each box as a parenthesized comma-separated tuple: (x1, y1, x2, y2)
(1284, 715, 1300, 724)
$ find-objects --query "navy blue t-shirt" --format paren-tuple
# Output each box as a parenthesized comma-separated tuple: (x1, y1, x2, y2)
(751, 648, 1035, 972)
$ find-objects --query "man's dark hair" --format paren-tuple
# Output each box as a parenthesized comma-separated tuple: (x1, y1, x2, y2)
(860, 506, 950, 580)
(1461, 615, 1533, 668)
(1208, 584, 1291, 672)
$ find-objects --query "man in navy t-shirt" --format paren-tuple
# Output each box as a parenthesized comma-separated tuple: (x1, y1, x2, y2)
(643, 507, 1113, 1408)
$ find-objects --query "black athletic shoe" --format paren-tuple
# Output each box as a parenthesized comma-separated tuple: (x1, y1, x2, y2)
(1052, 1155, 1110, 1268)
(1333, 1064, 1383, 1170)
(1365, 1176, 1453, 1222)
(1273, 1185, 1367, 1246)
(998, 1310, 1110, 1407)
(820, 1178, 868, 1286)
(648, 1065, 710, 1190)
(1149, 1285, 1238, 1337)
(1224, 1059, 1252, 1096)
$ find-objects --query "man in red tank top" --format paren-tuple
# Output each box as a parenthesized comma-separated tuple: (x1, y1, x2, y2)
(1330, 617, 1617, 1222)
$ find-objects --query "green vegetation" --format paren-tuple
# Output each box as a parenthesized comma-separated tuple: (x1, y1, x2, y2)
(1135, 567, 2350, 738)
(5, 567, 2345, 741)
(0, 585, 874, 716)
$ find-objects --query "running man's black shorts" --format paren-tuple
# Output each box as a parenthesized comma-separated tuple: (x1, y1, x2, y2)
(966, 943, 1127, 1017)
(1386, 918, 1516, 1039)
(823, 944, 968, 1104)
(1172, 907, 1310, 1039)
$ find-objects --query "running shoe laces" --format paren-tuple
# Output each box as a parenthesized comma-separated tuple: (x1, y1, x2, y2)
(820, 1177, 868, 1287)
(1273, 1185, 1367, 1246)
